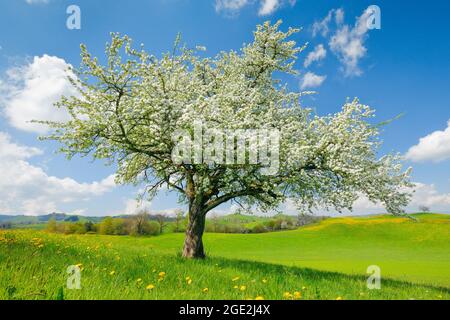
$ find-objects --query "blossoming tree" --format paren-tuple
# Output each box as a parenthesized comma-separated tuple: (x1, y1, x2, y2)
(40, 21, 411, 258)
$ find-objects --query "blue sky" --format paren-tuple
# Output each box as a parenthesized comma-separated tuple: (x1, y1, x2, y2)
(1, 0, 450, 216)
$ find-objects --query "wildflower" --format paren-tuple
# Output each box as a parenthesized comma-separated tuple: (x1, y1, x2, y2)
(109, 270, 116, 276)
(240, 286, 246, 291)
(293, 291, 302, 299)
(136, 278, 143, 283)
(336, 296, 343, 300)
(158, 272, 166, 277)
(283, 292, 292, 299)
(203, 288, 209, 293)
(233, 285, 239, 289)
(255, 296, 264, 300)
(146, 284, 155, 290)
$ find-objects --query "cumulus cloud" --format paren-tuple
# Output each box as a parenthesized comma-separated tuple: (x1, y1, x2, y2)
(405, 120, 450, 163)
(215, 0, 295, 16)
(300, 72, 326, 89)
(312, 7, 374, 77)
(0, 132, 116, 215)
(215, 0, 249, 13)
(333, 182, 450, 214)
(328, 8, 373, 77)
(1, 55, 77, 134)
(312, 8, 344, 37)
(304, 44, 327, 68)
(123, 199, 153, 215)
(258, 0, 279, 16)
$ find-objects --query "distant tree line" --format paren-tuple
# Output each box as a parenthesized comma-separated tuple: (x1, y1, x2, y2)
(46, 211, 182, 236)
(46, 211, 327, 236)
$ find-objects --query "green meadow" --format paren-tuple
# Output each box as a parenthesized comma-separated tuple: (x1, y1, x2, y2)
(1, 214, 449, 300)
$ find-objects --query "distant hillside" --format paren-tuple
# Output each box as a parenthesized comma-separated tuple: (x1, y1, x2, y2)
(0, 213, 103, 225)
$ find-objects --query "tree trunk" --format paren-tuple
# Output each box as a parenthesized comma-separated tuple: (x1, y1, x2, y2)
(182, 202, 206, 259)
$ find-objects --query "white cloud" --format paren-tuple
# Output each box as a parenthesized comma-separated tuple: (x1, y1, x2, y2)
(258, 0, 279, 16)
(334, 8, 345, 25)
(215, 0, 295, 16)
(215, 0, 249, 14)
(1, 55, 77, 134)
(408, 183, 450, 211)
(25, 0, 49, 4)
(329, 7, 372, 77)
(405, 120, 450, 163)
(0, 132, 116, 215)
(312, 8, 344, 37)
(304, 44, 327, 68)
(123, 199, 153, 215)
(300, 72, 326, 89)
(333, 182, 450, 215)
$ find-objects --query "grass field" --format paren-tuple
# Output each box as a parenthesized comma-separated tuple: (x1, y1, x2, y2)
(0, 214, 449, 300)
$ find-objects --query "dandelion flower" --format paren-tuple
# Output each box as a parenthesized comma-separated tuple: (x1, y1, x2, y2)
(240, 286, 246, 291)
(336, 296, 343, 300)
(283, 292, 292, 299)
(146, 284, 155, 290)
(158, 272, 166, 277)
(187, 279, 192, 285)
(109, 270, 116, 276)
(136, 278, 143, 283)
(255, 296, 264, 300)
(202, 288, 209, 293)
(293, 291, 302, 299)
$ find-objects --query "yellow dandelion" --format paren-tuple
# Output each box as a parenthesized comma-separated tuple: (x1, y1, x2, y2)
(146, 284, 155, 290)
(293, 291, 302, 299)
(158, 271, 166, 277)
(283, 292, 292, 299)
(109, 270, 116, 276)
(187, 279, 193, 285)
(136, 278, 143, 283)
(233, 285, 239, 289)
(336, 296, 343, 300)
(255, 296, 264, 300)
(240, 285, 246, 291)
(202, 288, 209, 293)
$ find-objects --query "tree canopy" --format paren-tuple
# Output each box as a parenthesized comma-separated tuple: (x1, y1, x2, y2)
(39, 21, 412, 258)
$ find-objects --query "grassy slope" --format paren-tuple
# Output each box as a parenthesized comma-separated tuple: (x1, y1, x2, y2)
(0, 214, 449, 300)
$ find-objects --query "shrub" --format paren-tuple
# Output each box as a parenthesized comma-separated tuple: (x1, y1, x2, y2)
(99, 217, 115, 235)
(251, 223, 268, 233)
(46, 218, 57, 233)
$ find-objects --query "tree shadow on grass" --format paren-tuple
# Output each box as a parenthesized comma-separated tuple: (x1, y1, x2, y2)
(172, 253, 450, 294)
